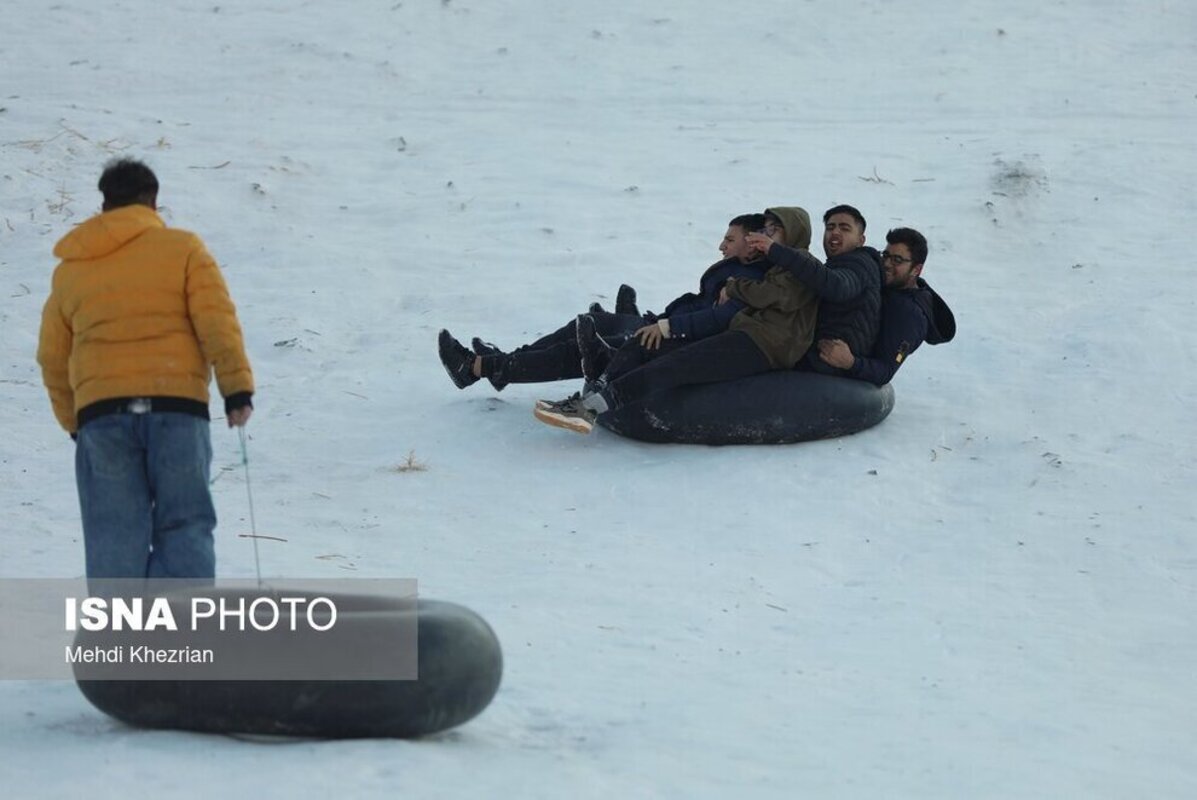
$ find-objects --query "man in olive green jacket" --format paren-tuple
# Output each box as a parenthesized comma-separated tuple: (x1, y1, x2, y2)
(724, 206, 819, 368)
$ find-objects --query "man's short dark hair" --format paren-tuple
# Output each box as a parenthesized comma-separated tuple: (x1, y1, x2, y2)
(729, 213, 768, 233)
(98, 158, 159, 210)
(886, 227, 928, 266)
(823, 204, 866, 232)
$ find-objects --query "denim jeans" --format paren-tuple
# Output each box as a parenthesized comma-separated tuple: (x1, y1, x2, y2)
(75, 412, 216, 585)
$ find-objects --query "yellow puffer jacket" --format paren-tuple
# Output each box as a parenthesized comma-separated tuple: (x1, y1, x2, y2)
(37, 204, 254, 433)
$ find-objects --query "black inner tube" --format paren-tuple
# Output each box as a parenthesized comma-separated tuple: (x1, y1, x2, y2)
(598, 371, 895, 445)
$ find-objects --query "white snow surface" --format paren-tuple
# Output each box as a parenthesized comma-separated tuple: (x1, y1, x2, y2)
(2, 1, 1196, 797)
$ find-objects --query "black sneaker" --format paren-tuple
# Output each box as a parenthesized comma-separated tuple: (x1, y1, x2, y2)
(588, 302, 606, 314)
(533, 394, 597, 434)
(615, 284, 639, 316)
(576, 314, 614, 382)
(471, 337, 503, 357)
(438, 330, 479, 389)
(469, 338, 510, 391)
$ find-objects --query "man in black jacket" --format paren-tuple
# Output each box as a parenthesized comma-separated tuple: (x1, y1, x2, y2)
(745, 203, 882, 374)
(816, 227, 956, 384)
(437, 213, 769, 391)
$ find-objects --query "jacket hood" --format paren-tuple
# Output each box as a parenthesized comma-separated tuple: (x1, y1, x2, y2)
(53, 204, 164, 261)
(911, 277, 956, 345)
(764, 206, 812, 250)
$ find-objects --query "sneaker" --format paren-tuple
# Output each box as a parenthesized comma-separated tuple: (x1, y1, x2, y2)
(576, 314, 614, 382)
(588, 302, 606, 314)
(438, 330, 479, 389)
(471, 337, 502, 357)
(533, 394, 597, 434)
(468, 337, 511, 391)
(534, 392, 581, 413)
(615, 284, 639, 316)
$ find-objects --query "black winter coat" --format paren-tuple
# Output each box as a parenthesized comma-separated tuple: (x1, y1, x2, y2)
(765, 243, 882, 358)
(847, 278, 956, 386)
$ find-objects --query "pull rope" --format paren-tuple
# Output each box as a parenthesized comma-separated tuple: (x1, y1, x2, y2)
(237, 426, 263, 588)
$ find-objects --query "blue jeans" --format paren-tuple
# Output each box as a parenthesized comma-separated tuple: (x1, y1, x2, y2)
(75, 412, 216, 585)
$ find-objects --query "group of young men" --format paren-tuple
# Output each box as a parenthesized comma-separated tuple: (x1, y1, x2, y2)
(438, 203, 956, 433)
(34, 156, 956, 586)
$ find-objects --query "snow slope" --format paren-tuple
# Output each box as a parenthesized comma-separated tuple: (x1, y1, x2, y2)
(1, 1, 1195, 797)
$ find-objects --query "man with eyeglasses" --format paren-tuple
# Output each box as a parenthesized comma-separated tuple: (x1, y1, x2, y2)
(745, 204, 882, 376)
(816, 227, 956, 384)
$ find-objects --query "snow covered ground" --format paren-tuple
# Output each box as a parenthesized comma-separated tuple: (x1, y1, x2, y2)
(2, 0, 1195, 797)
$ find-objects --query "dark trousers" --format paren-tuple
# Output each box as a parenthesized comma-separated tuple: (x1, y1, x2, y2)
(483, 312, 644, 384)
(603, 330, 771, 409)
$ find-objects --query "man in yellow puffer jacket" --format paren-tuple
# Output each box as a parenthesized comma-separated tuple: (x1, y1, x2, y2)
(37, 158, 254, 585)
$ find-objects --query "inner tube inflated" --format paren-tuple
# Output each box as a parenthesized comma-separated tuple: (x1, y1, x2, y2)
(597, 371, 894, 445)
(74, 595, 502, 739)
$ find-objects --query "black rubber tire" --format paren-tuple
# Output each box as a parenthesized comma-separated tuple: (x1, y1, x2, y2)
(74, 596, 502, 739)
(596, 371, 895, 445)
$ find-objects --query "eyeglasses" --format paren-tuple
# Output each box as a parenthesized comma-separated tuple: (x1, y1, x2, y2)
(880, 251, 911, 266)
(763, 222, 783, 236)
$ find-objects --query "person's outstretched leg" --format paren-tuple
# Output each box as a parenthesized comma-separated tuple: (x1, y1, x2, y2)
(443, 313, 644, 390)
(588, 330, 770, 413)
(534, 331, 770, 434)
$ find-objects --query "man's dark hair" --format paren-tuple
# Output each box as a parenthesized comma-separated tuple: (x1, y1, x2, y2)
(886, 227, 928, 266)
(823, 204, 866, 232)
(729, 213, 768, 233)
(98, 158, 159, 210)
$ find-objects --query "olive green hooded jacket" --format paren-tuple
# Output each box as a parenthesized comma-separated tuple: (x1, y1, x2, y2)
(724, 206, 819, 369)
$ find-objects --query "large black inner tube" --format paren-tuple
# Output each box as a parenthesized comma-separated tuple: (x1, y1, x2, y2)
(597, 371, 895, 445)
(74, 593, 502, 739)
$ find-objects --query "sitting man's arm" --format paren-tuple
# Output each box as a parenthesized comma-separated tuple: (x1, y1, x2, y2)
(662, 291, 701, 317)
(666, 294, 746, 340)
(820, 295, 929, 386)
(766, 244, 872, 303)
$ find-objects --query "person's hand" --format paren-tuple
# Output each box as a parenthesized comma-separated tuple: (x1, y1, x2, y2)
(227, 406, 253, 428)
(745, 231, 774, 254)
(817, 339, 855, 370)
(635, 320, 668, 350)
